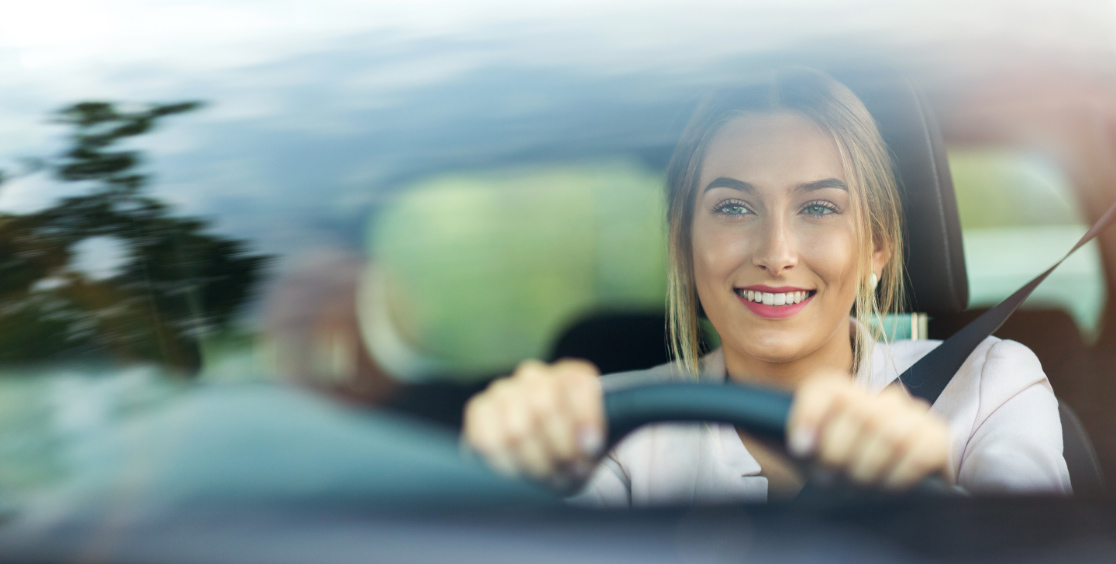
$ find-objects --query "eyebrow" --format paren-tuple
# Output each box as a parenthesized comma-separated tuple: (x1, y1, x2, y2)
(703, 177, 755, 193)
(702, 177, 848, 194)
(796, 178, 848, 192)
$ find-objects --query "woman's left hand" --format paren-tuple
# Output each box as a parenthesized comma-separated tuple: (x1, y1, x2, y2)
(786, 371, 954, 490)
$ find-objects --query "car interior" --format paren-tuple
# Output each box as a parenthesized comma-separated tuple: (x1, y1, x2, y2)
(362, 63, 1108, 498)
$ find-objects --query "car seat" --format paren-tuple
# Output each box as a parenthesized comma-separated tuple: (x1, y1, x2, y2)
(931, 307, 1105, 495)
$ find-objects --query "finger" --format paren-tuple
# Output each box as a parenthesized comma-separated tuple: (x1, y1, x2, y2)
(540, 408, 578, 465)
(505, 368, 568, 479)
(519, 371, 574, 461)
(463, 395, 499, 453)
(555, 360, 604, 458)
(787, 373, 850, 457)
(512, 435, 556, 480)
(551, 357, 598, 374)
(817, 400, 867, 469)
(516, 361, 564, 434)
(463, 394, 519, 477)
(882, 422, 951, 490)
(847, 398, 921, 485)
(494, 380, 533, 447)
(515, 358, 549, 375)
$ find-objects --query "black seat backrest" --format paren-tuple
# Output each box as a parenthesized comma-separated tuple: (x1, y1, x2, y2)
(1060, 399, 1106, 497)
(829, 68, 969, 315)
(548, 312, 673, 374)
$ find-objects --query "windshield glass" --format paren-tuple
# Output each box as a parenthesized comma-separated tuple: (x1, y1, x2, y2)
(1, 0, 1114, 516)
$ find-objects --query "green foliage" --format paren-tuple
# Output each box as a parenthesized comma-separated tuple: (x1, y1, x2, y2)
(949, 149, 1081, 229)
(371, 162, 668, 375)
(0, 101, 269, 374)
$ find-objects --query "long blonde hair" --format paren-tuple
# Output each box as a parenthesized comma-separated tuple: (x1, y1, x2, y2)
(665, 68, 905, 375)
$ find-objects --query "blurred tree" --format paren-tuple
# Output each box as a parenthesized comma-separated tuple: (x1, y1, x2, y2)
(0, 101, 269, 374)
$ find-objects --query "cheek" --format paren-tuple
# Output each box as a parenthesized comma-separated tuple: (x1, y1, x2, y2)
(691, 221, 751, 285)
(800, 224, 858, 293)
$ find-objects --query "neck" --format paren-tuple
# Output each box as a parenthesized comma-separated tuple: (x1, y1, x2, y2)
(721, 319, 856, 390)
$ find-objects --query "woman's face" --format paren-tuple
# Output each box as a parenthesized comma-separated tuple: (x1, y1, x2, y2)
(691, 111, 888, 369)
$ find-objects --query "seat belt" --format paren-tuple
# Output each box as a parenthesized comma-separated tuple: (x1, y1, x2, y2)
(899, 199, 1116, 404)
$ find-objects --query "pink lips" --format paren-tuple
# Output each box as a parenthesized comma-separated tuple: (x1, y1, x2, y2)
(735, 285, 815, 319)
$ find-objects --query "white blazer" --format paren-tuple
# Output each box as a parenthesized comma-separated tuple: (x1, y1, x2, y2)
(570, 322, 1072, 507)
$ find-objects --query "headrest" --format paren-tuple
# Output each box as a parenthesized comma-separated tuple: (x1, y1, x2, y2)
(833, 70, 969, 315)
(548, 312, 673, 374)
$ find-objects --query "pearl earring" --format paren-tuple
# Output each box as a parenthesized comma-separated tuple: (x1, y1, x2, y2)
(869, 272, 878, 291)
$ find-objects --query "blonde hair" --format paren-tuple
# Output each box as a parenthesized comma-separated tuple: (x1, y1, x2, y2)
(665, 68, 905, 375)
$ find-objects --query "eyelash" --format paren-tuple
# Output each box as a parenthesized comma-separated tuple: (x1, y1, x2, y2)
(711, 199, 841, 217)
(711, 199, 752, 216)
(801, 200, 840, 216)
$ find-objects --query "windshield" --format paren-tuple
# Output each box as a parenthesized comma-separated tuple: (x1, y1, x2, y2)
(0, 0, 1114, 531)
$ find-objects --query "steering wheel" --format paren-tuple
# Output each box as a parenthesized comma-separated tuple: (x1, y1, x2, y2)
(603, 381, 954, 498)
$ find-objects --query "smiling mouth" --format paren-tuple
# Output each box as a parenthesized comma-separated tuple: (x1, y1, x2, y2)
(733, 288, 816, 306)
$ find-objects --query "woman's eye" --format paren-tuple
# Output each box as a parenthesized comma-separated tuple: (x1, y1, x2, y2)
(801, 202, 837, 216)
(714, 201, 751, 216)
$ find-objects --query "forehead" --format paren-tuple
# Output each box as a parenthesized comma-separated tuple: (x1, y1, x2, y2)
(699, 112, 846, 189)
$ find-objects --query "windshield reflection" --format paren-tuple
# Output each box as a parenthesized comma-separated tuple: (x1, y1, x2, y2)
(0, 1, 1114, 529)
(0, 102, 269, 373)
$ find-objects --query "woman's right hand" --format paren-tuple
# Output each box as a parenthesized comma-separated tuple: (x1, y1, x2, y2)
(463, 359, 605, 490)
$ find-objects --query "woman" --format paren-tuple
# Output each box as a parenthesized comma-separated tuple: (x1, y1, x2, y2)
(463, 69, 1072, 505)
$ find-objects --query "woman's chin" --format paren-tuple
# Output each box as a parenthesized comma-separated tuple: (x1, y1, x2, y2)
(726, 338, 812, 365)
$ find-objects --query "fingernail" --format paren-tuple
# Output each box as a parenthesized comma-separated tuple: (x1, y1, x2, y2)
(578, 427, 603, 457)
(788, 427, 815, 458)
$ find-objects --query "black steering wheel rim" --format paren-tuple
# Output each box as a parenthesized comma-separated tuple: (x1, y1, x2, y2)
(604, 381, 792, 446)
(602, 381, 954, 498)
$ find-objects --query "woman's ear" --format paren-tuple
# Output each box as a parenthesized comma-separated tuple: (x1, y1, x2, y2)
(871, 236, 891, 279)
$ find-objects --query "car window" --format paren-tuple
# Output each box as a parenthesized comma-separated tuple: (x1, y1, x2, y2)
(950, 148, 1105, 338)
(368, 162, 667, 380)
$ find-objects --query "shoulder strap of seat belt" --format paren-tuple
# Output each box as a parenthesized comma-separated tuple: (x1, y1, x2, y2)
(899, 199, 1116, 404)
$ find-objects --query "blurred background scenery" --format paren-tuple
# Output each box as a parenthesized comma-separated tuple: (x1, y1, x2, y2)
(2, 0, 1116, 501)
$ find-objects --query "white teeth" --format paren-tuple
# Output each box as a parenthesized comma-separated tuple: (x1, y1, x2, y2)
(741, 290, 812, 306)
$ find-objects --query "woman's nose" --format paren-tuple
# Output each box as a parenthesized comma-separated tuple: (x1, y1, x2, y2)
(752, 217, 798, 275)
